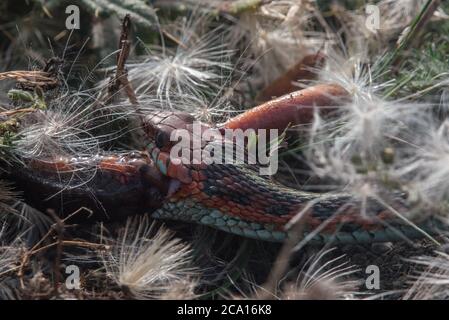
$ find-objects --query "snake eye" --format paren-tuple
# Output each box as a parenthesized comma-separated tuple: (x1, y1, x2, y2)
(155, 131, 170, 149)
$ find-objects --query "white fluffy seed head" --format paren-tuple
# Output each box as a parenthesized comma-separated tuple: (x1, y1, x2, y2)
(377, 0, 440, 37)
(284, 248, 361, 300)
(395, 118, 449, 209)
(307, 96, 424, 182)
(329, 0, 439, 54)
(14, 93, 100, 160)
(230, 248, 360, 300)
(0, 181, 19, 217)
(0, 224, 22, 285)
(128, 13, 233, 110)
(227, 0, 325, 87)
(404, 251, 449, 300)
(137, 92, 235, 124)
(318, 50, 394, 102)
(102, 216, 197, 300)
(13, 90, 129, 161)
(305, 82, 437, 219)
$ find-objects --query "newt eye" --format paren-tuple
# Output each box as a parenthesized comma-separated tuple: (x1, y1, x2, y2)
(155, 131, 170, 149)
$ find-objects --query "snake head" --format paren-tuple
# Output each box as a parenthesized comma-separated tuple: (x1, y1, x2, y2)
(142, 110, 213, 190)
(143, 111, 197, 152)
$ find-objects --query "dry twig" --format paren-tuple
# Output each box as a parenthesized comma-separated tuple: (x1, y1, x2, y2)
(105, 14, 138, 105)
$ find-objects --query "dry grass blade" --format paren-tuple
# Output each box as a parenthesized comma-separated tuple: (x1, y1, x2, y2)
(0, 71, 57, 88)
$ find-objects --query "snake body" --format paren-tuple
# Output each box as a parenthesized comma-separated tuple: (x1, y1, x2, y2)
(151, 161, 440, 243)
(143, 109, 442, 244)
(11, 85, 444, 243)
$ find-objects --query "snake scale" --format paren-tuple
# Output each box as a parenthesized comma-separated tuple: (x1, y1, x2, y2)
(13, 84, 444, 244)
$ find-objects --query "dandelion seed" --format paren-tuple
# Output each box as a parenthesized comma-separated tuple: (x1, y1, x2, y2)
(395, 118, 449, 209)
(9, 201, 52, 244)
(0, 224, 22, 299)
(284, 248, 361, 300)
(330, 0, 444, 54)
(0, 180, 52, 245)
(306, 96, 425, 185)
(0, 225, 20, 275)
(377, 0, 443, 37)
(128, 14, 233, 109)
(159, 278, 199, 300)
(14, 94, 98, 160)
(102, 216, 197, 300)
(404, 250, 449, 300)
(227, 0, 326, 88)
(236, 248, 361, 300)
(303, 83, 434, 221)
(13, 88, 132, 156)
(317, 51, 394, 102)
(137, 93, 234, 124)
(0, 181, 19, 216)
